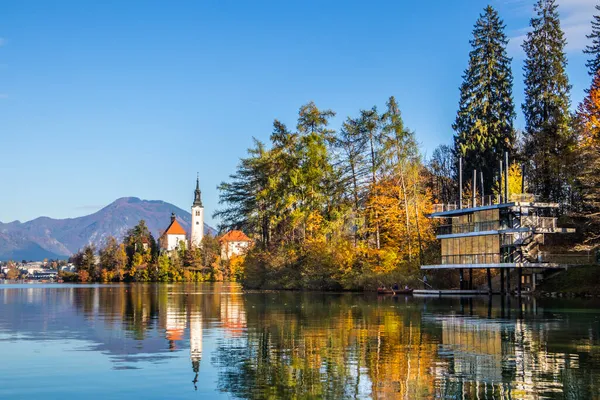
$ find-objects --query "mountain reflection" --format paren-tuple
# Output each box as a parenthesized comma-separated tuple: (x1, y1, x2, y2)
(0, 284, 599, 399)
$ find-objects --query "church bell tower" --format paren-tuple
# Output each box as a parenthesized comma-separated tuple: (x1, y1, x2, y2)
(191, 175, 204, 247)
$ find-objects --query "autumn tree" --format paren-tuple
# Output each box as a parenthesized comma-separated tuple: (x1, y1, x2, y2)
(574, 70, 600, 240)
(522, 0, 575, 203)
(124, 220, 156, 267)
(71, 244, 97, 281)
(453, 6, 515, 193)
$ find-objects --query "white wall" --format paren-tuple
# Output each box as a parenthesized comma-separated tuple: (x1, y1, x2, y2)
(166, 234, 187, 251)
(221, 240, 251, 260)
(191, 206, 204, 247)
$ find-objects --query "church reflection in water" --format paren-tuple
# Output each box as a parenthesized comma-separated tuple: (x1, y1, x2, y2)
(1, 284, 598, 399)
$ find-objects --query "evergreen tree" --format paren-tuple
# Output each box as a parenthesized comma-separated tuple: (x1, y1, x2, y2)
(584, 4, 600, 76)
(522, 0, 574, 203)
(453, 5, 515, 194)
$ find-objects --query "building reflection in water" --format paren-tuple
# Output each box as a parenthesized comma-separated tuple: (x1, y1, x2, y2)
(0, 285, 598, 399)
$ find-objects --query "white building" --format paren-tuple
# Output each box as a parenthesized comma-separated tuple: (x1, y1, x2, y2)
(159, 213, 187, 252)
(191, 176, 204, 248)
(219, 230, 252, 260)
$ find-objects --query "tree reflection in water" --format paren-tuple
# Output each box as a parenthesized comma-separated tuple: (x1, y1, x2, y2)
(1, 284, 598, 399)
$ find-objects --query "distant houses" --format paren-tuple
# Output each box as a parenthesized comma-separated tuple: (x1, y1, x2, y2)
(159, 213, 188, 252)
(219, 230, 253, 260)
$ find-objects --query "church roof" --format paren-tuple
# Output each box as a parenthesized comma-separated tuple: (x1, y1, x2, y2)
(164, 219, 187, 236)
(220, 230, 251, 243)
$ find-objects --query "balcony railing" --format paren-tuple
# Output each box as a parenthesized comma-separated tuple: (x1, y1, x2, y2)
(522, 216, 557, 230)
(537, 252, 598, 265)
(432, 196, 499, 213)
(441, 253, 501, 265)
(436, 220, 500, 235)
(432, 194, 542, 214)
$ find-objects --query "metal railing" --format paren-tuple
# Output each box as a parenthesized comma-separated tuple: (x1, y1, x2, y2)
(510, 193, 539, 202)
(436, 220, 500, 235)
(441, 253, 501, 265)
(432, 195, 499, 213)
(537, 252, 598, 265)
(522, 216, 557, 229)
(432, 194, 543, 214)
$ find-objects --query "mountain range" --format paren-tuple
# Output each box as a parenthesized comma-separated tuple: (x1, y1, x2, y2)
(0, 197, 216, 261)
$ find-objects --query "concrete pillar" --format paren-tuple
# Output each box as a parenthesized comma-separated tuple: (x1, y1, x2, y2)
(487, 268, 492, 294)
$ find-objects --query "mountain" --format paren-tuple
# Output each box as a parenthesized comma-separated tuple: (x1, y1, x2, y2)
(0, 197, 217, 261)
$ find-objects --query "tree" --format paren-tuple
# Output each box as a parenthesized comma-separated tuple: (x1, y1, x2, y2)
(574, 69, 600, 240)
(124, 220, 156, 267)
(522, 0, 574, 203)
(453, 5, 515, 194)
(584, 4, 600, 76)
(71, 244, 97, 279)
(6, 266, 20, 280)
(337, 116, 370, 246)
(428, 144, 457, 205)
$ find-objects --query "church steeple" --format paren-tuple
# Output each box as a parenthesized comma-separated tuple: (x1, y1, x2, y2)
(191, 174, 205, 248)
(193, 174, 203, 207)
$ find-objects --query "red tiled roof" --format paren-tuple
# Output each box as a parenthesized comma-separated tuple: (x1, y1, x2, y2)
(164, 219, 187, 236)
(220, 230, 251, 242)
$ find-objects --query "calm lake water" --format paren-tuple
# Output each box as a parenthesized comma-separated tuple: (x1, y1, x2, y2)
(0, 283, 599, 399)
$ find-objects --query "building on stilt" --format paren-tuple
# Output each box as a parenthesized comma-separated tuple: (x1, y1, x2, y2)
(420, 152, 593, 295)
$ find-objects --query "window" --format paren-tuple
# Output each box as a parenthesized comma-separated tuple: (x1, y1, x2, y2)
(195, 211, 200, 216)
(196, 221, 199, 225)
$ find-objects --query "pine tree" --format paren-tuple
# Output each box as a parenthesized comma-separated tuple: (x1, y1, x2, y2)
(453, 5, 515, 194)
(584, 4, 600, 76)
(522, 0, 574, 203)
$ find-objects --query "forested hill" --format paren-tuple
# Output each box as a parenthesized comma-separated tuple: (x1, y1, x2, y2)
(0, 197, 216, 261)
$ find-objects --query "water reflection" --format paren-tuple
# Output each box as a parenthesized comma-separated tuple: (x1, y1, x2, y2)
(0, 284, 598, 399)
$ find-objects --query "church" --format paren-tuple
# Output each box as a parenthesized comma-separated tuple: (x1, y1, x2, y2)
(159, 177, 205, 252)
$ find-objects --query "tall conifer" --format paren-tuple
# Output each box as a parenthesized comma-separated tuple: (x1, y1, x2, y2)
(584, 4, 600, 76)
(522, 0, 573, 203)
(453, 5, 515, 194)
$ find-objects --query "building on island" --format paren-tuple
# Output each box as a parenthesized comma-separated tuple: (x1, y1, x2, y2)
(159, 213, 187, 252)
(219, 230, 252, 260)
(421, 152, 587, 294)
(191, 176, 204, 248)
(158, 178, 205, 252)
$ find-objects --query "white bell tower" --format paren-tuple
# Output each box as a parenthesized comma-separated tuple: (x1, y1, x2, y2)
(191, 175, 204, 247)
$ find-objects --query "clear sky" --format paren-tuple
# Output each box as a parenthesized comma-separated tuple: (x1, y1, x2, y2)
(0, 0, 596, 226)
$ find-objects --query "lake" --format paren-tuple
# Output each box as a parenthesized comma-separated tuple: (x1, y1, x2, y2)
(0, 283, 598, 399)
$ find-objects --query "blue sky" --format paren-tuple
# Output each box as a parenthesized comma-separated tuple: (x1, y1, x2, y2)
(0, 0, 596, 226)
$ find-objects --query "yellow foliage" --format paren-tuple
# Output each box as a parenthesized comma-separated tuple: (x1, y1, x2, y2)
(229, 255, 245, 282)
(492, 162, 524, 198)
(578, 70, 600, 146)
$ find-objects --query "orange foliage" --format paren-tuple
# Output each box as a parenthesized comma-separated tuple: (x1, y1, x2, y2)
(78, 270, 90, 283)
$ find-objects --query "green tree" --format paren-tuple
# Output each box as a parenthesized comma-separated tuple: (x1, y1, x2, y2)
(453, 5, 515, 194)
(124, 220, 156, 267)
(585, 4, 600, 76)
(522, 0, 574, 203)
(71, 244, 97, 279)
(428, 144, 457, 205)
